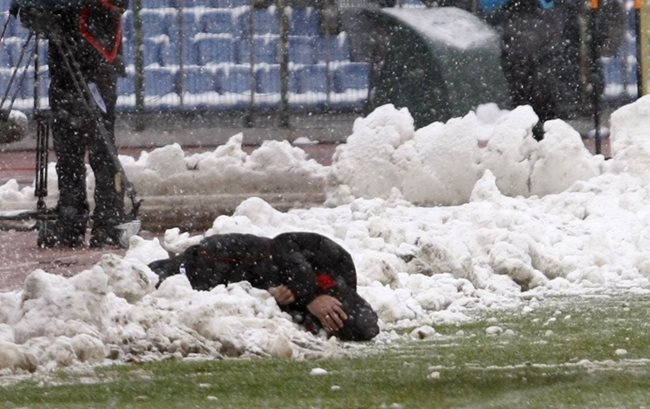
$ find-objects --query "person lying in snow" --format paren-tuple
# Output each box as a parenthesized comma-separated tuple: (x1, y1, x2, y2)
(148, 232, 380, 341)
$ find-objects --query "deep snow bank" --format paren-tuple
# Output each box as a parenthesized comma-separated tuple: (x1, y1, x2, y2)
(330, 104, 604, 205)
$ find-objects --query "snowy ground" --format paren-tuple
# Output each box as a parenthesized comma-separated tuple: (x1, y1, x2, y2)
(2, 97, 650, 375)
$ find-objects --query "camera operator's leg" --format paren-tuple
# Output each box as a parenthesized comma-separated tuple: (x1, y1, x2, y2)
(87, 70, 125, 247)
(37, 83, 89, 247)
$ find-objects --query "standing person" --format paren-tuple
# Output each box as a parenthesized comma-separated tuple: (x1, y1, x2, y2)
(149, 232, 380, 342)
(481, 0, 583, 141)
(13, 0, 129, 247)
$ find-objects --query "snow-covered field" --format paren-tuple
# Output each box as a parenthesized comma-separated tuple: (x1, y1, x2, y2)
(2, 97, 650, 375)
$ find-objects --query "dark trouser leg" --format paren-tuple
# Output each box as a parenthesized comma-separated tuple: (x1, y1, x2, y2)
(148, 254, 186, 288)
(38, 55, 90, 246)
(88, 72, 125, 231)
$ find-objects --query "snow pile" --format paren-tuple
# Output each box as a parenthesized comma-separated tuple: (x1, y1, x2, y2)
(330, 104, 603, 205)
(609, 94, 650, 180)
(0, 235, 340, 374)
(120, 133, 328, 196)
(1, 103, 604, 212)
(3, 99, 650, 374)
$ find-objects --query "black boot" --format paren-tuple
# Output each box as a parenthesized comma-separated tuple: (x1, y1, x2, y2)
(89, 224, 124, 248)
(37, 206, 87, 248)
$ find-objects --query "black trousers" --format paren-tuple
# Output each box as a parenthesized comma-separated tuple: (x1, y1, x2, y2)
(48, 37, 124, 230)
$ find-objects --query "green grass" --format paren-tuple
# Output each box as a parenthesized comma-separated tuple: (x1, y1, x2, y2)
(2, 293, 650, 408)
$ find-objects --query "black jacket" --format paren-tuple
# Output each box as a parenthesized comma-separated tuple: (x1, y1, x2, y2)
(149, 232, 380, 341)
(16, 0, 127, 74)
(167, 232, 357, 309)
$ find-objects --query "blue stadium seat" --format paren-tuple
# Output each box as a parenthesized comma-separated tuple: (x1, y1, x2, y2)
(2, 9, 18, 37)
(236, 8, 279, 37)
(236, 37, 279, 64)
(182, 0, 220, 7)
(199, 9, 234, 33)
(144, 67, 178, 96)
(287, 69, 300, 94)
(0, 0, 11, 13)
(255, 64, 280, 93)
(142, 0, 177, 8)
(220, 65, 252, 93)
(195, 36, 235, 65)
(17, 69, 36, 100)
(297, 64, 327, 93)
(288, 36, 316, 65)
(2, 39, 27, 68)
(117, 74, 136, 96)
(36, 39, 48, 66)
(181, 30, 200, 65)
(289, 7, 320, 36)
(216, 0, 250, 7)
(141, 10, 177, 37)
(12, 20, 30, 39)
(122, 10, 135, 41)
(121, 36, 135, 67)
(183, 66, 218, 94)
(143, 38, 165, 66)
(0, 71, 12, 101)
(181, 9, 200, 38)
(163, 41, 181, 66)
(332, 62, 369, 93)
(0, 43, 13, 68)
(315, 34, 352, 62)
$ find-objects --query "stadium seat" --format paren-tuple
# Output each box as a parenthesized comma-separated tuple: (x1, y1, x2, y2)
(181, 0, 216, 7)
(16, 68, 35, 100)
(183, 66, 218, 94)
(199, 9, 234, 34)
(255, 64, 280, 93)
(122, 10, 135, 41)
(141, 10, 176, 37)
(289, 7, 320, 36)
(181, 9, 200, 40)
(237, 8, 279, 37)
(2, 8, 17, 37)
(163, 40, 181, 66)
(216, 0, 250, 7)
(220, 65, 252, 93)
(2, 38, 27, 68)
(117, 73, 136, 96)
(236, 37, 279, 64)
(288, 36, 316, 65)
(195, 36, 235, 65)
(0, 71, 12, 101)
(0, 43, 13, 68)
(297, 64, 327, 94)
(144, 67, 178, 96)
(142, 0, 177, 8)
(121, 36, 135, 68)
(332, 62, 369, 93)
(315, 34, 352, 62)
(143, 38, 164, 66)
(181, 30, 200, 65)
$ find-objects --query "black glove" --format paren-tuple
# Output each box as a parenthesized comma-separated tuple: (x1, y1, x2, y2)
(9, 0, 20, 16)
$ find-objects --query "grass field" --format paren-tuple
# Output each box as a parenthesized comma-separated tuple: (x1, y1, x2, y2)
(2, 293, 650, 408)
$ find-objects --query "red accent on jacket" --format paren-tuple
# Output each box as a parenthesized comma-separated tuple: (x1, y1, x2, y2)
(79, 3, 124, 63)
(315, 274, 336, 290)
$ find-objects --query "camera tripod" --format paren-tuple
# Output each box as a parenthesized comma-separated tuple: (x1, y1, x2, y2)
(0, 15, 141, 246)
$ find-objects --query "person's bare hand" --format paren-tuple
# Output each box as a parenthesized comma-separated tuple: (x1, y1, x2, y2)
(268, 285, 295, 305)
(307, 295, 348, 333)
